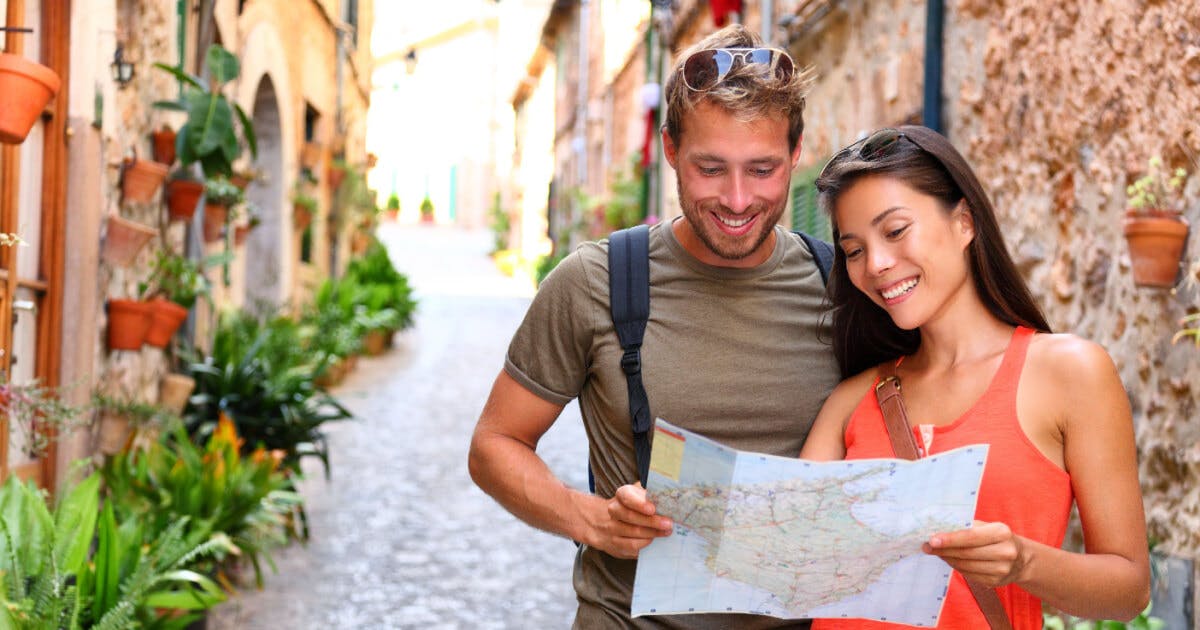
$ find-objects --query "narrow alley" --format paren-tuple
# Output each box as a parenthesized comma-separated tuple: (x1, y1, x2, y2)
(210, 223, 588, 629)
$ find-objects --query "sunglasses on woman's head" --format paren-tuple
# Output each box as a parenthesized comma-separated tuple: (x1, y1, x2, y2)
(681, 47, 796, 92)
(838, 128, 927, 162)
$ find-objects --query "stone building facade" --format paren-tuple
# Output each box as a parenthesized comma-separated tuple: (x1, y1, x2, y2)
(0, 0, 372, 487)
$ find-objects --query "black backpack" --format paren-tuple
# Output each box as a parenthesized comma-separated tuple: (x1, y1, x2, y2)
(597, 224, 834, 491)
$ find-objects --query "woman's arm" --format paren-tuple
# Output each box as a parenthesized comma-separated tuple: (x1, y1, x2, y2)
(799, 368, 876, 461)
(926, 335, 1150, 621)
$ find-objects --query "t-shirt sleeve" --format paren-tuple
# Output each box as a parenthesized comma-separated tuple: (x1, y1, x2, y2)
(504, 248, 598, 406)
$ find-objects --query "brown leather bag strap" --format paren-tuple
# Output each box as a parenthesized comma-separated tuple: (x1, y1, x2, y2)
(873, 363, 1014, 630)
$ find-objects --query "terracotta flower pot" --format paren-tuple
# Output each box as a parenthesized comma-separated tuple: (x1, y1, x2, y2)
(159, 373, 196, 415)
(102, 215, 158, 267)
(165, 178, 204, 221)
(1123, 214, 1190, 288)
(327, 166, 346, 191)
(234, 224, 253, 246)
(294, 204, 313, 232)
(151, 127, 177, 166)
(363, 329, 391, 356)
(95, 411, 131, 455)
(107, 299, 153, 351)
(144, 297, 189, 348)
(230, 172, 253, 190)
(202, 203, 228, 242)
(0, 52, 61, 145)
(121, 159, 169, 203)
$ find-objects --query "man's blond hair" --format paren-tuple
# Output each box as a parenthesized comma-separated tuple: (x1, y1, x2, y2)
(663, 24, 814, 152)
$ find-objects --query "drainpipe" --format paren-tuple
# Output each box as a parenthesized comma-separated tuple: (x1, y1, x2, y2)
(576, 0, 589, 192)
(922, 0, 944, 133)
(331, 24, 346, 276)
(762, 0, 773, 43)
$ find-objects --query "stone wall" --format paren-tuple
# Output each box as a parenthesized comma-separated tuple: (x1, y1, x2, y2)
(945, 0, 1200, 559)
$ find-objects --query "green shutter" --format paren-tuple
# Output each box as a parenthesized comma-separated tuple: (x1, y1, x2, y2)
(790, 162, 831, 241)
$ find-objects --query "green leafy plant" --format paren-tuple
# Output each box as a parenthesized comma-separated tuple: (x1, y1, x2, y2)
(139, 249, 229, 309)
(386, 193, 400, 211)
(1172, 312, 1200, 348)
(1127, 156, 1189, 218)
(293, 190, 317, 214)
(153, 44, 258, 179)
(204, 176, 245, 207)
(489, 191, 510, 253)
(342, 243, 417, 331)
(183, 311, 352, 478)
(102, 416, 300, 590)
(419, 196, 434, 219)
(1043, 602, 1165, 629)
(0, 379, 86, 459)
(602, 154, 646, 231)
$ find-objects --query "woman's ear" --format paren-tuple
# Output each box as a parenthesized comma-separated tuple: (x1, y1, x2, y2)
(956, 201, 975, 245)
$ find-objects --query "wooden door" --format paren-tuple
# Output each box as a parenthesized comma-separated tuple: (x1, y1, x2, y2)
(0, 0, 69, 487)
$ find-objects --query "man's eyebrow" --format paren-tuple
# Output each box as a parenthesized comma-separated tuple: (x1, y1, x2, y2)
(690, 153, 784, 164)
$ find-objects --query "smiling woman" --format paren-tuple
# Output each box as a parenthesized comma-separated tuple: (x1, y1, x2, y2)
(800, 125, 1151, 629)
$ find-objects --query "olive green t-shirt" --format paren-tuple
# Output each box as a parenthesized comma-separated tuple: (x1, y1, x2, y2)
(505, 221, 840, 629)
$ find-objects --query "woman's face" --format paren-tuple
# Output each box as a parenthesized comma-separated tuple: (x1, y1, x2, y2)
(833, 175, 975, 330)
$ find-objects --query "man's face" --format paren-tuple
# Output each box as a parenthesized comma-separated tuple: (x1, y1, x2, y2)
(664, 100, 801, 268)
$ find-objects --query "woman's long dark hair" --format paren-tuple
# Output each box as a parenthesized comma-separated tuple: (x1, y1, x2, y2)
(815, 125, 1051, 378)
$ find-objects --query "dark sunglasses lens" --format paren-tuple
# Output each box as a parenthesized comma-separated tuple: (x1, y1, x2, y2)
(683, 51, 719, 90)
(860, 130, 903, 160)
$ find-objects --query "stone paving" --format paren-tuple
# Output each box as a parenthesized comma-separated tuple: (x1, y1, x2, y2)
(209, 223, 588, 629)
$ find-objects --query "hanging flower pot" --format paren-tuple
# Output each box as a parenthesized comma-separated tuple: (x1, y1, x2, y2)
(1123, 214, 1189, 288)
(151, 126, 177, 166)
(101, 214, 158, 267)
(165, 177, 204, 221)
(202, 203, 228, 242)
(159, 373, 196, 415)
(144, 297, 189, 348)
(95, 411, 132, 455)
(106, 299, 153, 351)
(233, 224, 252, 246)
(293, 195, 316, 232)
(121, 158, 169, 203)
(0, 52, 62, 145)
(327, 164, 346, 191)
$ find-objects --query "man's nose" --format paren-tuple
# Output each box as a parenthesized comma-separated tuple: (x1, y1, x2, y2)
(719, 173, 753, 213)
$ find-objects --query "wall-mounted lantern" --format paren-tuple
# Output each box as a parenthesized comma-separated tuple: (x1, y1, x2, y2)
(110, 44, 135, 87)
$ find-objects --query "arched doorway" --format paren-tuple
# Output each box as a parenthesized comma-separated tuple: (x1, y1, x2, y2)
(244, 75, 286, 312)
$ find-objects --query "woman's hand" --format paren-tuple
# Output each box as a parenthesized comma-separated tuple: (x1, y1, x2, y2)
(924, 520, 1030, 588)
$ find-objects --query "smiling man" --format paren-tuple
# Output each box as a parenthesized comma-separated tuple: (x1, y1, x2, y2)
(468, 24, 840, 629)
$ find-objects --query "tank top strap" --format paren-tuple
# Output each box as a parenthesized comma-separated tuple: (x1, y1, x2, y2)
(991, 326, 1035, 396)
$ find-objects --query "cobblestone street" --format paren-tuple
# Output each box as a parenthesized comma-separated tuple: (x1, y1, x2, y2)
(210, 223, 587, 629)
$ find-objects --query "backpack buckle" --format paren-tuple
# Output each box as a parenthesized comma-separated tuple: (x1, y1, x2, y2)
(620, 349, 641, 375)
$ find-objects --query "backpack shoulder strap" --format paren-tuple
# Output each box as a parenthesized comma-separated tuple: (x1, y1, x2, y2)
(795, 230, 834, 285)
(608, 224, 652, 487)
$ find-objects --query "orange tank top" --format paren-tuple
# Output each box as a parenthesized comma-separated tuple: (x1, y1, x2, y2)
(812, 327, 1072, 630)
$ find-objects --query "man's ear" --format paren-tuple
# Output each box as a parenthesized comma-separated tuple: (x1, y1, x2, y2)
(791, 133, 803, 169)
(661, 126, 678, 169)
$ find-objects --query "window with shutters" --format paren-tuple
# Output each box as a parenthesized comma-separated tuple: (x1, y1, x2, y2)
(790, 161, 831, 240)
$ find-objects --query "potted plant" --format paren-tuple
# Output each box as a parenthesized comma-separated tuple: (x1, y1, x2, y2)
(159, 372, 197, 415)
(139, 249, 226, 347)
(327, 158, 348, 191)
(1123, 156, 1190, 288)
(385, 193, 400, 221)
(0, 51, 61, 144)
(203, 176, 244, 242)
(151, 124, 177, 165)
(153, 44, 257, 179)
(107, 298, 153, 350)
(164, 169, 205, 221)
(121, 155, 170, 203)
(0, 378, 86, 460)
(419, 196, 435, 223)
(91, 392, 163, 455)
(293, 190, 317, 232)
(101, 213, 158, 267)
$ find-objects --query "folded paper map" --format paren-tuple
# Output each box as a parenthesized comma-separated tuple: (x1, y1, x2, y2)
(631, 419, 987, 626)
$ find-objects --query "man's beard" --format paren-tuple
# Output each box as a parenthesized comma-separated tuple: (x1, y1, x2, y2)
(678, 184, 784, 262)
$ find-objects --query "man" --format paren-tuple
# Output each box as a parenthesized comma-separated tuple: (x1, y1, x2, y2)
(468, 24, 840, 629)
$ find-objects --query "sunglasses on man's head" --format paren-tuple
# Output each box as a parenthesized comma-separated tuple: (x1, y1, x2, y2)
(681, 47, 795, 92)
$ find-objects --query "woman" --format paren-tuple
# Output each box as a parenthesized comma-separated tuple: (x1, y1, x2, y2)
(800, 126, 1149, 628)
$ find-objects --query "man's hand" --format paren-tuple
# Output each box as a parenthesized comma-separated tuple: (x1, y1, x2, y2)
(578, 483, 674, 559)
(923, 520, 1029, 588)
